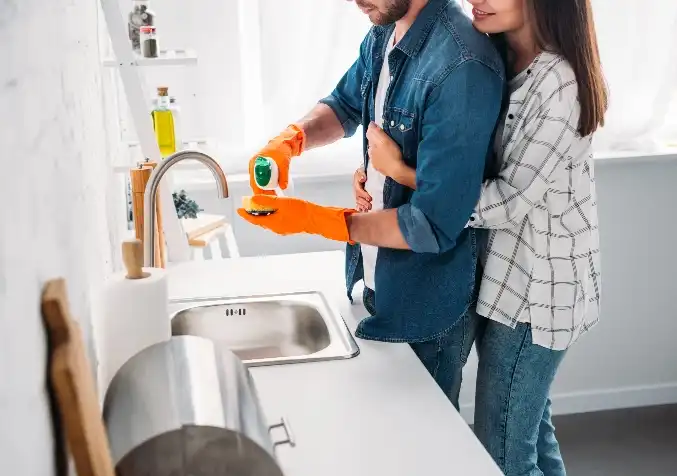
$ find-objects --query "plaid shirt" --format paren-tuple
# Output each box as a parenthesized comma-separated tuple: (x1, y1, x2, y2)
(469, 52, 601, 350)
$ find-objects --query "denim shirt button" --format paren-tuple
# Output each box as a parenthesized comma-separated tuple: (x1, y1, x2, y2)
(390, 120, 395, 127)
(399, 124, 405, 131)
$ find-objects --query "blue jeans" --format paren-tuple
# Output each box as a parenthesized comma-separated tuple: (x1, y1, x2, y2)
(474, 311, 567, 476)
(363, 287, 478, 410)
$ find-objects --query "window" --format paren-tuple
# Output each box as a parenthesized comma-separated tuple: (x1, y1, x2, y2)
(104, 0, 677, 176)
(253, 0, 371, 175)
(584, 0, 677, 153)
(249, 0, 677, 157)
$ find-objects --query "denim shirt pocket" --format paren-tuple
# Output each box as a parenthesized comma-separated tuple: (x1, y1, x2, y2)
(383, 107, 417, 160)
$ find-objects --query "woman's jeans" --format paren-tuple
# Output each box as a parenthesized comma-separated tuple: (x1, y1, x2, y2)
(363, 287, 479, 410)
(474, 309, 568, 476)
(364, 287, 567, 475)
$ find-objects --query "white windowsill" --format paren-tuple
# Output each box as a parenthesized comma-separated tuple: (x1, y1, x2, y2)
(170, 146, 677, 190)
(593, 148, 677, 165)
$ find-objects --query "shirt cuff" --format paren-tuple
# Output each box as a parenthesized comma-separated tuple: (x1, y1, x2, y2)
(318, 95, 359, 138)
(397, 204, 440, 253)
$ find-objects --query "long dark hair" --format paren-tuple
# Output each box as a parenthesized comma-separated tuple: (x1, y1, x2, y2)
(527, 0, 608, 137)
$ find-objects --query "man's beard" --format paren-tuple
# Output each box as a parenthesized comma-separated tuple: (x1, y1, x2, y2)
(360, 0, 411, 25)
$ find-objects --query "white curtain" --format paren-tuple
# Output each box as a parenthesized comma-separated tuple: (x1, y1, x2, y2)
(256, 0, 677, 155)
(592, 0, 677, 152)
(258, 0, 371, 138)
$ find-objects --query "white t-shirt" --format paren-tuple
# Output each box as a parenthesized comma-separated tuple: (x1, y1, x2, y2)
(362, 31, 396, 292)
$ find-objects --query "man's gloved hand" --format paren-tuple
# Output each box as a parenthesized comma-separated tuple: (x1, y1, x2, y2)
(238, 195, 356, 243)
(248, 124, 306, 195)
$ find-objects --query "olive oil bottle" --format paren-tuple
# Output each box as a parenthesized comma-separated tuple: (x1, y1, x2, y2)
(151, 87, 176, 157)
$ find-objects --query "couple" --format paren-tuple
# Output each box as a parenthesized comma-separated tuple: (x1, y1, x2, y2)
(239, 0, 606, 474)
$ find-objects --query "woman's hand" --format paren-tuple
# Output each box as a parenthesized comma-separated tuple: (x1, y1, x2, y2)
(353, 167, 372, 212)
(366, 122, 417, 190)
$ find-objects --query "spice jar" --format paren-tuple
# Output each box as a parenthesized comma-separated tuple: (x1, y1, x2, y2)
(140, 26, 158, 58)
(128, 0, 155, 53)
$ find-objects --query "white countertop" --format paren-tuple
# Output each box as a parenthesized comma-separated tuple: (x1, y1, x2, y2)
(167, 251, 501, 476)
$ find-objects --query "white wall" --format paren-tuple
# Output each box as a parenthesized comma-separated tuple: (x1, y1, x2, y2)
(460, 155, 677, 419)
(0, 1, 115, 473)
(179, 154, 677, 418)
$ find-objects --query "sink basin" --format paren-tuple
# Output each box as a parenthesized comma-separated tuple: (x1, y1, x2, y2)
(168, 292, 359, 366)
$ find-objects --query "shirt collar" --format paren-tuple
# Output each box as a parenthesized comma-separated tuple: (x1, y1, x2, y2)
(374, 0, 450, 58)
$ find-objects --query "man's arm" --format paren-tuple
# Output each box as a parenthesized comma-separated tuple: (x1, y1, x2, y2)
(347, 209, 410, 249)
(347, 60, 503, 252)
(314, 30, 373, 142)
(291, 30, 373, 152)
(296, 103, 345, 150)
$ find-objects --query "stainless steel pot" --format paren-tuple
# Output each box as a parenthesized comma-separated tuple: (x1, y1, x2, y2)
(103, 335, 291, 476)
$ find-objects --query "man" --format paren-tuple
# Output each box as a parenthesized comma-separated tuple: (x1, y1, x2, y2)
(239, 0, 504, 408)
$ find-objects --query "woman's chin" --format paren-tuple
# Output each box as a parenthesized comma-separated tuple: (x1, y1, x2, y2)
(471, 20, 494, 34)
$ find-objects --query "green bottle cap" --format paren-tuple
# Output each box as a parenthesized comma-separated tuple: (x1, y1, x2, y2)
(254, 156, 273, 187)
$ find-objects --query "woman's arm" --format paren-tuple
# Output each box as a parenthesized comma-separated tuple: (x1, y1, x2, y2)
(366, 122, 417, 190)
(470, 85, 582, 230)
(391, 163, 417, 189)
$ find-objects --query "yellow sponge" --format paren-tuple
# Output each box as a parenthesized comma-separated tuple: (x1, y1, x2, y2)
(242, 196, 277, 216)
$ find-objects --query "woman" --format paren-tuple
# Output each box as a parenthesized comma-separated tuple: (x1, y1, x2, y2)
(357, 0, 607, 474)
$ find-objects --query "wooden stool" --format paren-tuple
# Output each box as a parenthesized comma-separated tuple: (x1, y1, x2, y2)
(183, 213, 240, 260)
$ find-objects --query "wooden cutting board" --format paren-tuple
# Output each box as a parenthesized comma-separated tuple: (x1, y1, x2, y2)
(42, 278, 115, 476)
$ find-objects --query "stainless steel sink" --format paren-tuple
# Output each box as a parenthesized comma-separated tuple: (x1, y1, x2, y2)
(168, 292, 359, 366)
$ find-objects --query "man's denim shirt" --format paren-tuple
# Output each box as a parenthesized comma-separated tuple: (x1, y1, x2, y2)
(320, 0, 505, 343)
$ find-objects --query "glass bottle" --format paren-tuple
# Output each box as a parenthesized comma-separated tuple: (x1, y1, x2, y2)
(151, 87, 176, 157)
(128, 0, 155, 53)
(140, 26, 158, 58)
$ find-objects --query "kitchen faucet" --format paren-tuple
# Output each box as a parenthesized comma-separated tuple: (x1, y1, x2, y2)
(143, 150, 229, 267)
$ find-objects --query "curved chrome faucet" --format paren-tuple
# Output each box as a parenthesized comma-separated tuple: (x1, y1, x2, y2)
(143, 150, 229, 267)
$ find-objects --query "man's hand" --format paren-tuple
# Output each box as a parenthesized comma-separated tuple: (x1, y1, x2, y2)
(353, 167, 372, 212)
(248, 125, 306, 194)
(238, 195, 356, 243)
(239, 196, 411, 250)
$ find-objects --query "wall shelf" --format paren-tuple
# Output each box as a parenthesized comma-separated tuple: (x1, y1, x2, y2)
(112, 139, 217, 173)
(125, 138, 209, 150)
(103, 49, 198, 67)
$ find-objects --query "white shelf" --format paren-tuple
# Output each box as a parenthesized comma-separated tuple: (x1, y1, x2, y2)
(103, 49, 198, 67)
(112, 138, 216, 173)
(125, 138, 209, 149)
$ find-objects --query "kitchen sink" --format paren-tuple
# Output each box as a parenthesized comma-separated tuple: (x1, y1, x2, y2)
(168, 292, 359, 366)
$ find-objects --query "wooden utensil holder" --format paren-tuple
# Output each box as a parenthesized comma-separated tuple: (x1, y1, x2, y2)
(130, 163, 166, 268)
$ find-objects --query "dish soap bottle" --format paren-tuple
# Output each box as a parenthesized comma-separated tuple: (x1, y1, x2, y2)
(253, 156, 294, 196)
(151, 87, 176, 157)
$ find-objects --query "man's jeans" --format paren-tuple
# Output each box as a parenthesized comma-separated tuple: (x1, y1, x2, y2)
(473, 309, 568, 476)
(363, 287, 479, 410)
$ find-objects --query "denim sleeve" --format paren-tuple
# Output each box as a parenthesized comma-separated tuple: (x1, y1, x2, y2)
(318, 31, 372, 138)
(397, 60, 504, 254)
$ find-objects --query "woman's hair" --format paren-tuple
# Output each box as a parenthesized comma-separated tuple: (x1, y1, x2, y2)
(527, 0, 609, 137)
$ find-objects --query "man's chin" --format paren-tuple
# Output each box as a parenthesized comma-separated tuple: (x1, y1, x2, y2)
(369, 12, 395, 26)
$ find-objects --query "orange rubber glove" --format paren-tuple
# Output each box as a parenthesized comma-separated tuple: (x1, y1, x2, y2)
(238, 195, 356, 243)
(248, 124, 306, 195)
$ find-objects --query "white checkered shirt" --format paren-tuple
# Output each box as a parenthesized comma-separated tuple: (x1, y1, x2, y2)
(469, 52, 601, 350)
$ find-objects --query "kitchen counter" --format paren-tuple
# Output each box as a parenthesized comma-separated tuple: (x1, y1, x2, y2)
(167, 251, 501, 476)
